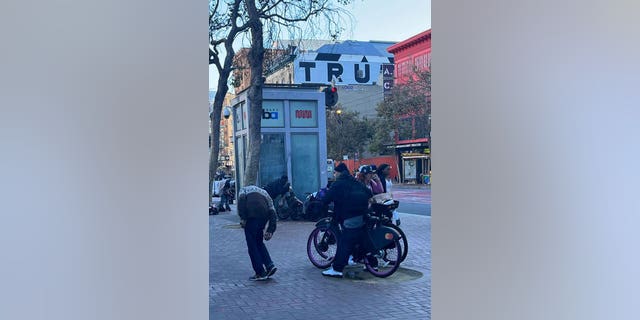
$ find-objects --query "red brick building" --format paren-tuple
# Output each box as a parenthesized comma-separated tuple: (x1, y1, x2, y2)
(387, 29, 431, 184)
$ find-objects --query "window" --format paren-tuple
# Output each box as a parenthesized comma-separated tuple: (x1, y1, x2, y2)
(235, 135, 246, 189)
(234, 102, 244, 132)
(290, 134, 320, 199)
(413, 53, 430, 70)
(397, 60, 412, 77)
(259, 134, 286, 186)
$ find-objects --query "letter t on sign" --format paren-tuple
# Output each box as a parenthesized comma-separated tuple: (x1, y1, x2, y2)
(299, 62, 316, 82)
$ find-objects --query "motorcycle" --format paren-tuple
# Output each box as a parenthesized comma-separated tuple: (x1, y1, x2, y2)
(276, 185, 304, 220)
(302, 188, 331, 222)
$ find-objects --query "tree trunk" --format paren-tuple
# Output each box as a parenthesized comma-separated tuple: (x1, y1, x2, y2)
(209, 88, 226, 204)
(209, 48, 235, 204)
(244, 0, 264, 187)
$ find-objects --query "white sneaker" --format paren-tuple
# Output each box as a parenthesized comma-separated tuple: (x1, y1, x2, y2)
(348, 255, 356, 266)
(322, 267, 343, 278)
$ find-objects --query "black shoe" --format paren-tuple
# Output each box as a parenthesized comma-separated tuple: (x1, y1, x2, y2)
(266, 266, 278, 278)
(249, 274, 268, 281)
(225, 205, 232, 211)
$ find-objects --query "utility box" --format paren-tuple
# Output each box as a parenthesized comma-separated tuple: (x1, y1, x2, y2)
(231, 85, 328, 200)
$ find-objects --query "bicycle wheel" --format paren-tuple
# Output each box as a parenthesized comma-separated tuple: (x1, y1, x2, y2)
(306, 227, 337, 269)
(387, 224, 408, 263)
(364, 237, 402, 278)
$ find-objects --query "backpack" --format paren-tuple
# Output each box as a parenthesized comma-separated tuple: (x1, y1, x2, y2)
(347, 180, 372, 214)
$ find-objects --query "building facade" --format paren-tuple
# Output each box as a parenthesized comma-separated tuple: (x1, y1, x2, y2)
(232, 40, 399, 166)
(209, 91, 236, 177)
(387, 29, 431, 184)
(263, 40, 396, 120)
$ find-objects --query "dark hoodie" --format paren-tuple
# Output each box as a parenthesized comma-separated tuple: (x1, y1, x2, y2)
(263, 175, 289, 200)
(322, 171, 372, 224)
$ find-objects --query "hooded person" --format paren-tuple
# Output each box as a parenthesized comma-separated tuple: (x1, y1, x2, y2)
(321, 162, 376, 278)
(263, 175, 290, 200)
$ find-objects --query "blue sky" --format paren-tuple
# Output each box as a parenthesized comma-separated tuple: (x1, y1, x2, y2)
(209, 0, 431, 90)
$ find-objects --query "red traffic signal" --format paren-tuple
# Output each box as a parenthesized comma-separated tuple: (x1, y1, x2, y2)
(324, 86, 338, 107)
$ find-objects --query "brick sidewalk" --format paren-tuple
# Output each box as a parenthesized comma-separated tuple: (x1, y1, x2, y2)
(209, 207, 431, 320)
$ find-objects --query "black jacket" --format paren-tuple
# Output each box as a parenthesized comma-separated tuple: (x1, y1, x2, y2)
(323, 173, 372, 223)
(263, 176, 289, 200)
(376, 172, 388, 193)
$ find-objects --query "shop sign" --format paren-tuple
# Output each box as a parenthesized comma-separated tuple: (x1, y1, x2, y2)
(398, 143, 427, 148)
(383, 78, 394, 94)
(382, 64, 394, 78)
(402, 152, 425, 157)
(294, 52, 389, 85)
(290, 101, 318, 128)
(261, 100, 285, 127)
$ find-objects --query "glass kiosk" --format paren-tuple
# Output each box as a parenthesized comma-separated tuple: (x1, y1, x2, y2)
(231, 85, 328, 200)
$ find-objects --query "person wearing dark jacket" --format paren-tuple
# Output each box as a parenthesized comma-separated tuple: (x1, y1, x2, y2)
(237, 185, 278, 281)
(263, 175, 290, 200)
(321, 162, 374, 278)
(216, 178, 232, 212)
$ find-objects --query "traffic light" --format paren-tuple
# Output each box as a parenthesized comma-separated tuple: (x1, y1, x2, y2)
(324, 86, 338, 108)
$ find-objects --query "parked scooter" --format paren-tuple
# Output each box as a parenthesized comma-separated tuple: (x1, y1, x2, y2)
(303, 188, 331, 222)
(276, 185, 304, 220)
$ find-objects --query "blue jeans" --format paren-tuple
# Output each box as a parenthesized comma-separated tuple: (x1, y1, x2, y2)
(244, 218, 274, 276)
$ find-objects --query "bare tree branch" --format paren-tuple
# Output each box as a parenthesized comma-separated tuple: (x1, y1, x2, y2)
(258, 0, 286, 15)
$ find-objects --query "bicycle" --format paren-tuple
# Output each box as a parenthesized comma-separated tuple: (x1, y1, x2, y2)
(306, 203, 404, 278)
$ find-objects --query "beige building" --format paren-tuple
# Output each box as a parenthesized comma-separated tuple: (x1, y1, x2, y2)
(209, 92, 236, 176)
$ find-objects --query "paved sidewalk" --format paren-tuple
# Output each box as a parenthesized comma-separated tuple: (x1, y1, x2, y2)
(209, 206, 431, 320)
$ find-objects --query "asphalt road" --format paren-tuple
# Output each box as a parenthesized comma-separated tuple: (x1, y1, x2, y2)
(392, 187, 431, 216)
(398, 201, 431, 216)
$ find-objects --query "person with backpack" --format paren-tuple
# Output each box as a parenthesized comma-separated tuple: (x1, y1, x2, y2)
(321, 163, 375, 278)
